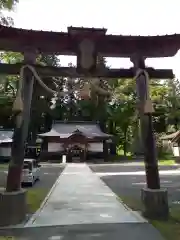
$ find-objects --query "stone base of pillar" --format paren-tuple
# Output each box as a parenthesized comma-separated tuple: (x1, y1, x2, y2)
(0, 189, 27, 226)
(174, 156, 180, 163)
(141, 188, 169, 220)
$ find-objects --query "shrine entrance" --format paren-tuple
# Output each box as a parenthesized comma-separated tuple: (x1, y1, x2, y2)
(70, 144, 82, 157)
(0, 25, 176, 225)
(68, 144, 85, 162)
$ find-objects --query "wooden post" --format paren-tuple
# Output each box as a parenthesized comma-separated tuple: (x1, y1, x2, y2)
(6, 50, 37, 192)
(131, 55, 169, 219)
(131, 55, 160, 189)
(77, 38, 97, 74)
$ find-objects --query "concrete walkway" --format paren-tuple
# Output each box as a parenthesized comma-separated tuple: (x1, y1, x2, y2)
(26, 163, 145, 227)
(20, 163, 164, 239)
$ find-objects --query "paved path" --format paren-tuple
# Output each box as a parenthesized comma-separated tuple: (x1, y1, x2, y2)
(25, 163, 146, 227)
(0, 163, 164, 239)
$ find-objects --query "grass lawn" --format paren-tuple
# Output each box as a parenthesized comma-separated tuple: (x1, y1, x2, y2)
(26, 188, 49, 214)
(158, 159, 176, 165)
(111, 157, 176, 166)
(113, 148, 176, 166)
(0, 164, 48, 213)
(0, 237, 16, 240)
(0, 186, 48, 214)
(0, 187, 48, 240)
(0, 187, 47, 239)
(120, 196, 180, 240)
(0, 163, 8, 169)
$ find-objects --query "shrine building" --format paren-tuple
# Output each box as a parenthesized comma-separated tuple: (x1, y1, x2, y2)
(38, 121, 112, 162)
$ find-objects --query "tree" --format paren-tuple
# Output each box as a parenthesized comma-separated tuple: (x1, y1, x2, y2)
(0, 0, 18, 10)
(109, 78, 136, 155)
(92, 56, 110, 131)
(2, 45, 179, 160)
(165, 78, 180, 131)
(0, 0, 18, 26)
(27, 54, 61, 144)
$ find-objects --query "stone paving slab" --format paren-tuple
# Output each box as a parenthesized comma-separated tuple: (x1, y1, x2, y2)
(0, 223, 164, 240)
(26, 163, 146, 227)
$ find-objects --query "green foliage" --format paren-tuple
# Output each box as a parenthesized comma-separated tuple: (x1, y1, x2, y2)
(26, 188, 48, 214)
(0, 52, 23, 63)
(0, 0, 18, 26)
(0, 0, 18, 10)
(120, 196, 180, 240)
(0, 51, 22, 128)
(0, 47, 180, 157)
(108, 79, 136, 155)
(107, 77, 180, 155)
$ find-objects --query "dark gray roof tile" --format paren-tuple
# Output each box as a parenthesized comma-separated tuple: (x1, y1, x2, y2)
(0, 130, 13, 143)
(39, 122, 112, 138)
(53, 123, 111, 138)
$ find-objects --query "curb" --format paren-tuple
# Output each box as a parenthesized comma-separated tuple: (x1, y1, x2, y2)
(41, 163, 66, 167)
(24, 164, 67, 227)
(118, 197, 148, 223)
(89, 162, 180, 167)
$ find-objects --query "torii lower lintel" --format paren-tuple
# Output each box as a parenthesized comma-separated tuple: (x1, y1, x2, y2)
(0, 63, 174, 79)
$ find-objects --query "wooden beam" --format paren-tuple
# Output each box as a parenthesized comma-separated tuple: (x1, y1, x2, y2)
(0, 63, 174, 79)
(0, 25, 180, 57)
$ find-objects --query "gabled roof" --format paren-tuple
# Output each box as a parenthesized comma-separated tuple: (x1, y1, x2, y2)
(53, 122, 111, 138)
(38, 129, 64, 137)
(0, 130, 13, 143)
(38, 121, 112, 139)
(69, 129, 89, 138)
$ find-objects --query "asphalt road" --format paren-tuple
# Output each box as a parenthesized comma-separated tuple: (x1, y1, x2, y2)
(90, 163, 180, 172)
(90, 164, 180, 206)
(0, 163, 65, 189)
(0, 223, 164, 240)
(33, 164, 65, 189)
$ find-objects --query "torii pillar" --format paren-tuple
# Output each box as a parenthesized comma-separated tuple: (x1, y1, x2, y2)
(0, 49, 37, 227)
(131, 55, 169, 219)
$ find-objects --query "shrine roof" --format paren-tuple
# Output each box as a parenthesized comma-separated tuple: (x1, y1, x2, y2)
(38, 121, 112, 139)
(53, 121, 111, 138)
(38, 129, 66, 137)
(0, 130, 13, 143)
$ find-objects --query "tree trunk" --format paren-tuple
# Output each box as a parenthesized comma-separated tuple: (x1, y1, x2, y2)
(174, 118, 178, 131)
(108, 120, 114, 134)
(44, 113, 52, 132)
(123, 127, 128, 156)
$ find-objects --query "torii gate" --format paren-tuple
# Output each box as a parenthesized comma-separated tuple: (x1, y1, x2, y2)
(0, 25, 177, 226)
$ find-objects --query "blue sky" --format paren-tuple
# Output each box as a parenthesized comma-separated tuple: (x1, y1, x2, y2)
(5, 0, 180, 77)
